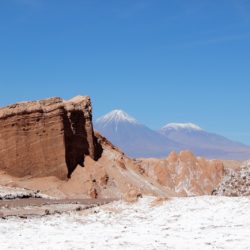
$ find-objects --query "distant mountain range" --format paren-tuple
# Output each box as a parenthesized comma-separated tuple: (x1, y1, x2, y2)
(94, 110, 250, 160)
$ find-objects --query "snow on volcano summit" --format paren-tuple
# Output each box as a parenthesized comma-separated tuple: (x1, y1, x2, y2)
(96, 110, 138, 125)
(161, 123, 203, 131)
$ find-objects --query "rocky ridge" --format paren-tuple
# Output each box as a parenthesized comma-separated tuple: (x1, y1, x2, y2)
(136, 151, 224, 196)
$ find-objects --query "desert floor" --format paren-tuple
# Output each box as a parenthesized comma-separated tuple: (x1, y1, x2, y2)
(0, 196, 250, 250)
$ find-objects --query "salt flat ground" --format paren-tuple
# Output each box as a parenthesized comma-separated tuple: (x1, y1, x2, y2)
(1, 196, 250, 250)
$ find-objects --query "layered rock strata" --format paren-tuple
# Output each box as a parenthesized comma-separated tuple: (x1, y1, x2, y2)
(0, 96, 101, 179)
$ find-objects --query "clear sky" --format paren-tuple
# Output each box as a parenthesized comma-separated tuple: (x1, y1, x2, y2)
(0, 0, 250, 144)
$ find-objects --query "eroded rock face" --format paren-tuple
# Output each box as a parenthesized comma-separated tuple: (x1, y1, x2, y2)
(0, 96, 102, 179)
(135, 151, 224, 196)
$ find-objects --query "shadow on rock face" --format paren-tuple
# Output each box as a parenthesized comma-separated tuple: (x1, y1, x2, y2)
(93, 134, 103, 161)
(63, 110, 103, 178)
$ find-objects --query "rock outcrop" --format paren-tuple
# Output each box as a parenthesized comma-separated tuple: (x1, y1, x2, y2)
(214, 160, 250, 196)
(0, 96, 102, 179)
(135, 151, 224, 196)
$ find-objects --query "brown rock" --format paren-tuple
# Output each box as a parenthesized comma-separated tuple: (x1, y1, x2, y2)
(123, 188, 142, 203)
(179, 150, 196, 162)
(167, 151, 178, 162)
(99, 174, 109, 186)
(137, 151, 225, 196)
(0, 96, 102, 179)
(150, 197, 169, 207)
(89, 188, 98, 199)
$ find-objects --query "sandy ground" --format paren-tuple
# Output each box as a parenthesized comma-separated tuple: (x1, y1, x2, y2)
(0, 196, 250, 250)
(0, 198, 116, 217)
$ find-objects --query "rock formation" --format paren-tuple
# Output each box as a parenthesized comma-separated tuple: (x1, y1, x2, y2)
(135, 151, 224, 196)
(0, 96, 102, 179)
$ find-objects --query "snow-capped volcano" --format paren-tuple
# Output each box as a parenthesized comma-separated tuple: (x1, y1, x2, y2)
(96, 110, 138, 126)
(162, 123, 203, 131)
(95, 110, 250, 160)
(159, 122, 250, 160)
(95, 110, 179, 158)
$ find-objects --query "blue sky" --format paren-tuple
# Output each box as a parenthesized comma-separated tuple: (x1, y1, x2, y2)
(0, 0, 250, 144)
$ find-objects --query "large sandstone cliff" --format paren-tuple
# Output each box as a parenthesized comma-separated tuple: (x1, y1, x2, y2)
(0, 96, 101, 179)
